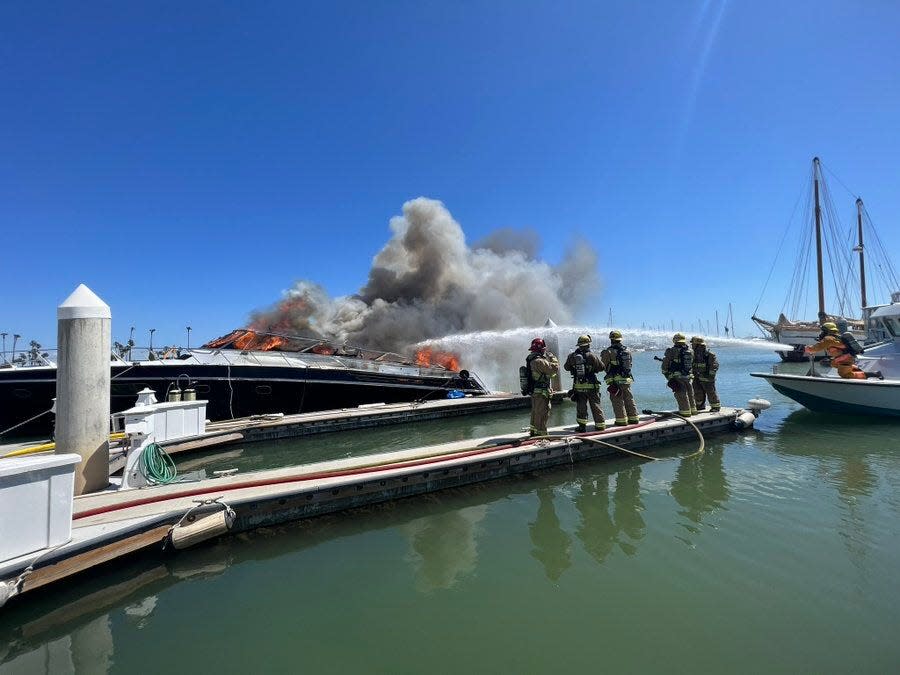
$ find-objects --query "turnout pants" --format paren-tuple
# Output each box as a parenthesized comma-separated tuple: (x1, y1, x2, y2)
(609, 383, 639, 425)
(692, 379, 720, 411)
(670, 377, 697, 415)
(832, 354, 867, 379)
(531, 391, 552, 436)
(574, 388, 605, 429)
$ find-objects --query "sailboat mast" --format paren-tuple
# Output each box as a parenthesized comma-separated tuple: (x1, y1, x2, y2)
(813, 157, 826, 321)
(856, 197, 867, 308)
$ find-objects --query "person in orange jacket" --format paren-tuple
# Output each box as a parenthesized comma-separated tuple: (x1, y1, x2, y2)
(804, 322, 882, 379)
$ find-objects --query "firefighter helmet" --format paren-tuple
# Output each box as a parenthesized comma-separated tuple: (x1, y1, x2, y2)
(609, 330, 623, 341)
(673, 333, 687, 343)
(690, 335, 704, 345)
(577, 334, 591, 347)
(530, 337, 546, 352)
(821, 322, 839, 334)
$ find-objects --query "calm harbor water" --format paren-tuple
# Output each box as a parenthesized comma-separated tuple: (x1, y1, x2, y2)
(2, 348, 899, 673)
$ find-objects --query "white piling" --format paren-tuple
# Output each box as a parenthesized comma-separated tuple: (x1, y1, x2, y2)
(56, 284, 111, 495)
(542, 317, 563, 393)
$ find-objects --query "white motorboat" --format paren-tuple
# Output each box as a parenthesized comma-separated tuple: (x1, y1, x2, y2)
(751, 293, 900, 417)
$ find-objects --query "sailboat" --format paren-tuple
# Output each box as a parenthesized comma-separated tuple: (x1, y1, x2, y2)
(752, 157, 882, 361)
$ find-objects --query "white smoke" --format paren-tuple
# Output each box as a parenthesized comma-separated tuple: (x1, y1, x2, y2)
(250, 197, 601, 354)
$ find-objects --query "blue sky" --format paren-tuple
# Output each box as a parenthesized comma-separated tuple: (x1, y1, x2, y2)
(2, 1, 899, 347)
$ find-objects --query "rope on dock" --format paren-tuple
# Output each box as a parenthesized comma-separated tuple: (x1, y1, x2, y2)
(0, 407, 53, 439)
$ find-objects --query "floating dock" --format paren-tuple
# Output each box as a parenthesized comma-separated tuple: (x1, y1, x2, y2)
(0, 406, 755, 605)
(1, 392, 542, 460)
(160, 392, 541, 455)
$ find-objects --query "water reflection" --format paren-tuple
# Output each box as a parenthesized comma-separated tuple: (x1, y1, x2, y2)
(670, 447, 730, 530)
(529, 488, 573, 581)
(2, 614, 114, 674)
(613, 467, 646, 552)
(573, 476, 616, 565)
(401, 505, 488, 592)
(775, 410, 883, 574)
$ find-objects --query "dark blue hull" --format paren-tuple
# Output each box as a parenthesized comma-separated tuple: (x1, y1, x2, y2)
(0, 362, 486, 438)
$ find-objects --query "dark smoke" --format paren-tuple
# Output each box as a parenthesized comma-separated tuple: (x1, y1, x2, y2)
(250, 197, 601, 353)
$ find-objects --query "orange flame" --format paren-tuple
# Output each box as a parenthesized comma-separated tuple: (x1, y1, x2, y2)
(204, 330, 287, 352)
(414, 347, 460, 371)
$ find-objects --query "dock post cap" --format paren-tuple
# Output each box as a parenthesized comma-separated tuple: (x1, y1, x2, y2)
(58, 284, 111, 320)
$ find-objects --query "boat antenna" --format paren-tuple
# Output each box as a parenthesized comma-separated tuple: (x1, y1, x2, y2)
(149, 328, 156, 359)
(186, 326, 192, 350)
(128, 326, 135, 360)
(813, 157, 826, 322)
(854, 198, 867, 308)
(0, 333, 6, 364)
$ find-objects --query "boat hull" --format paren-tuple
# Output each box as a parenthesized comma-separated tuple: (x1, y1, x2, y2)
(0, 362, 485, 437)
(750, 372, 900, 416)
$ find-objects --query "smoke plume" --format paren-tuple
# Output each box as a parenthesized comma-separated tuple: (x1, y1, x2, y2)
(250, 197, 601, 354)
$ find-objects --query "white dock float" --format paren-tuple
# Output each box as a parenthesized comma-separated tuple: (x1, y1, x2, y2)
(0, 406, 751, 604)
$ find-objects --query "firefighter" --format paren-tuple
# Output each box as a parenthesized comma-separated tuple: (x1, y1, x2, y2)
(804, 322, 882, 379)
(661, 333, 697, 416)
(600, 330, 639, 426)
(526, 337, 559, 436)
(690, 336, 720, 412)
(564, 334, 605, 432)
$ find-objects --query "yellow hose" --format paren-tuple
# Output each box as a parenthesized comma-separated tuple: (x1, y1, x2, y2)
(1, 433, 126, 458)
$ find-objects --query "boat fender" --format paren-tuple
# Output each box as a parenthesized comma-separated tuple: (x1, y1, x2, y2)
(167, 501, 236, 551)
(746, 398, 771, 417)
(732, 411, 757, 430)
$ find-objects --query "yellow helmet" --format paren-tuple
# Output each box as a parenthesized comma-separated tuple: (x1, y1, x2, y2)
(690, 335, 704, 345)
(821, 322, 839, 333)
(609, 330, 623, 341)
(673, 333, 687, 343)
(577, 334, 591, 347)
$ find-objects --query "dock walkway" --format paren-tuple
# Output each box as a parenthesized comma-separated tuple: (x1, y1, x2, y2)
(0, 406, 749, 604)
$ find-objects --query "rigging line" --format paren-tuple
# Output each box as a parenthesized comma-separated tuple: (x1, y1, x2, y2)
(821, 200, 847, 315)
(789, 194, 814, 319)
(820, 160, 859, 202)
(820, 177, 857, 315)
(784, 176, 813, 318)
(864, 208, 900, 289)
(753, 171, 808, 315)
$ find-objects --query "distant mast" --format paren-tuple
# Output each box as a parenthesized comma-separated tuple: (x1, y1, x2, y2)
(813, 157, 826, 322)
(856, 197, 868, 308)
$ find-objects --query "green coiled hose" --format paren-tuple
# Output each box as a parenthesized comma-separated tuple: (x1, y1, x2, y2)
(140, 442, 178, 484)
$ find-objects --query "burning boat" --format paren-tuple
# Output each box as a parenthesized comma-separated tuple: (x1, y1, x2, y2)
(0, 329, 487, 437)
